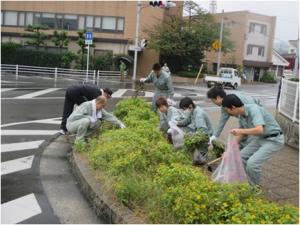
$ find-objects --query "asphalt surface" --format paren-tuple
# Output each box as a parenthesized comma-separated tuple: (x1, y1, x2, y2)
(1, 73, 280, 223)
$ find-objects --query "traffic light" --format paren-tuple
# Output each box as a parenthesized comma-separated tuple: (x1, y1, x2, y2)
(149, 1, 176, 8)
(140, 39, 148, 48)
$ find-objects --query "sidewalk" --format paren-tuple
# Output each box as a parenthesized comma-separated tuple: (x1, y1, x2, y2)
(210, 108, 299, 207)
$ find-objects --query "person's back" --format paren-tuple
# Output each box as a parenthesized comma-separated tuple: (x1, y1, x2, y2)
(189, 106, 214, 136)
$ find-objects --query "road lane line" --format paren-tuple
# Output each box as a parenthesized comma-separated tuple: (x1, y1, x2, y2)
(1, 140, 44, 153)
(1, 130, 57, 136)
(1, 193, 42, 224)
(14, 88, 61, 99)
(1, 88, 17, 93)
(1, 155, 34, 175)
(1, 117, 61, 128)
(111, 89, 128, 98)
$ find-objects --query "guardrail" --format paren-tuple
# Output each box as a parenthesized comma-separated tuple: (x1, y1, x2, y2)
(278, 78, 299, 122)
(1, 64, 125, 85)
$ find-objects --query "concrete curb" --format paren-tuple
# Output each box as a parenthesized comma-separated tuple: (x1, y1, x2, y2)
(68, 150, 146, 224)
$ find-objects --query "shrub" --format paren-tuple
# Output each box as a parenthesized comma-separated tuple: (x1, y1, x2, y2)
(260, 71, 277, 83)
(82, 98, 298, 224)
(176, 70, 203, 78)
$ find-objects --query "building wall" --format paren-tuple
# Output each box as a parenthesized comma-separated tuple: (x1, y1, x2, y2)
(1, 1, 183, 77)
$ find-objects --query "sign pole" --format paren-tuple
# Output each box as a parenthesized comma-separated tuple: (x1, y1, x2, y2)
(86, 43, 90, 82)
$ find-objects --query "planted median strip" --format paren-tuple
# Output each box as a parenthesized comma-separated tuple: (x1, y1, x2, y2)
(73, 98, 298, 224)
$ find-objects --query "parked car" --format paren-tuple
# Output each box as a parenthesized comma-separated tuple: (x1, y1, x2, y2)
(204, 67, 242, 89)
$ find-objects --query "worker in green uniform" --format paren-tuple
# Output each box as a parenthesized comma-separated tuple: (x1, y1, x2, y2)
(222, 94, 284, 185)
(207, 86, 261, 147)
(140, 63, 174, 111)
(119, 61, 126, 81)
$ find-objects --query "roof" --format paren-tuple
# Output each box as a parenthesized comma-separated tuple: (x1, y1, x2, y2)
(272, 49, 289, 66)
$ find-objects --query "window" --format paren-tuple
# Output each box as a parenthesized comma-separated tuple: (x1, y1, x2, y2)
(94, 17, 101, 30)
(249, 23, 255, 33)
(249, 22, 267, 35)
(102, 17, 116, 30)
(247, 45, 253, 55)
(1, 12, 3, 25)
(18, 12, 25, 26)
(40, 13, 55, 28)
(56, 14, 63, 29)
(26, 12, 33, 25)
(78, 16, 85, 29)
(86, 16, 93, 29)
(258, 46, 265, 56)
(4, 11, 18, 26)
(63, 14, 77, 30)
(117, 18, 124, 31)
(260, 24, 267, 35)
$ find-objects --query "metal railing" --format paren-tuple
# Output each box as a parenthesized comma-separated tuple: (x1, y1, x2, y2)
(278, 78, 299, 122)
(1, 64, 124, 85)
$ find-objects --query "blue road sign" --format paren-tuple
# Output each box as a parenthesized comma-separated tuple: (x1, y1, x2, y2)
(85, 32, 93, 40)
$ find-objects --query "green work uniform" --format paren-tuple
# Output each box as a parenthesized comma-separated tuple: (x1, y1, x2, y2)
(66, 101, 123, 140)
(178, 106, 214, 136)
(144, 70, 174, 110)
(239, 104, 284, 185)
(159, 106, 184, 132)
(214, 92, 261, 137)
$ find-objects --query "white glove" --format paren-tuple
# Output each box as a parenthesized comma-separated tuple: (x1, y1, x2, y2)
(120, 123, 126, 129)
(167, 128, 172, 134)
(209, 135, 216, 145)
(167, 98, 176, 106)
(89, 116, 98, 124)
(140, 78, 146, 83)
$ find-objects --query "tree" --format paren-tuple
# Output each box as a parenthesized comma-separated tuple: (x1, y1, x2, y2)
(24, 24, 49, 49)
(144, 1, 234, 72)
(52, 30, 69, 52)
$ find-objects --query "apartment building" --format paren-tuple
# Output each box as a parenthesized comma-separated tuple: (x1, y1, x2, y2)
(1, 1, 183, 76)
(205, 10, 276, 82)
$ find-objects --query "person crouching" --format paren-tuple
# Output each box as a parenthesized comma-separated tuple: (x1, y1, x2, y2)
(66, 95, 125, 142)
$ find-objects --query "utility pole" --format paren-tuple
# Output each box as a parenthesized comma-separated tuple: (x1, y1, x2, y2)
(86, 44, 90, 82)
(133, 0, 141, 81)
(293, 29, 299, 77)
(217, 9, 224, 75)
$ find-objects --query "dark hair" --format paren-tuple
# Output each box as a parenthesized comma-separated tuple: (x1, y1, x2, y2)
(156, 97, 168, 108)
(103, 88, 113, 96)
(179, 97, 196, 109)
(222, 94, 244, 109)
(152, 63, 161, 71)
(207, 86, 227, 99)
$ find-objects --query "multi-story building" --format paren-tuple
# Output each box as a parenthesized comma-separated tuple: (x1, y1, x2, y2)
(282, 40, 298, 70)
(1, 1, 183, 76)
(205, 10, 276, 82)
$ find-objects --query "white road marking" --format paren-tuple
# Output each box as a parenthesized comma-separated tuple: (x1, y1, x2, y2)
(174, 93, 183, 97)
(1, 130, 57, 136)
(145, 91, 154, 97)
(1, 80, 33, 84)
(1, 155, 34, 175)
(1, 193, 42, 224)
(111, 89, 128, 98)
(1, 140, 44, 153)
(14, 88, 61, 99)
(1, 117, 61, 128)
(1, 88, 17, 93)
(2, 97, 64, 100)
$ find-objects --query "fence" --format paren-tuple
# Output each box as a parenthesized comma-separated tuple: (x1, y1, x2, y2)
(278, 78, 299, 122)
(1, 64, 125, 85)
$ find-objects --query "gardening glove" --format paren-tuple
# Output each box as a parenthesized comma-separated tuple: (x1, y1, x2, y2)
(140, 78, 146, 83)
(120, 123, 126, 129)
(89, 116, 98, 124)
(209, 135, 216, 145)
(167, 128, 172, 134)
(167, 98, 176, 106)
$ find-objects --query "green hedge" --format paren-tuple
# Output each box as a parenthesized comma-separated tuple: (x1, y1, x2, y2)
(176, 70, 203, 78)
(78, 98, 298, 224)
(1, 42, 77, 68)
(260, 71, 277, 83)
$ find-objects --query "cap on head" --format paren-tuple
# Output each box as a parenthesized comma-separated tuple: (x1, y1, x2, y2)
(103, 88, 113, 97)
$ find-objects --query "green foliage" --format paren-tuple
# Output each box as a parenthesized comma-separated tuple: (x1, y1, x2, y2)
(23, 24, 49, 49)
(1, 43, 77, 68)
(260, 71, 277, 83)
(91, 52, 114, 71)
(52, 30, 69, 50)
(145, 1, 234, 72)
(176, 70, 203, 78)
(83, 98, 298, 224)
(74, 139, 87, 152)
(184, 131, 209, 152)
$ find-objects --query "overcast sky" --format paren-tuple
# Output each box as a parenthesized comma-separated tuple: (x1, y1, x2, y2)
(193, 0, 299, 43)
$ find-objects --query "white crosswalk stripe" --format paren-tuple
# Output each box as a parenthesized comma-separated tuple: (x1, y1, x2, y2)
(1, 155, 34, 175)
(1, 88, 17, 93)
(1, 130, 58, 136)
(1, 193, 42, 224)
(1, 140, 44, 153)
(14, 88, 61, 99)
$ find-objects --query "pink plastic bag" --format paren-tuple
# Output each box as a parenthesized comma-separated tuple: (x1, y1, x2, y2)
(212, 134, 248, 183)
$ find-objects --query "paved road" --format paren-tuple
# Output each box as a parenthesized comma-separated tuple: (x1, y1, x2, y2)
(1, 74, 280, 223)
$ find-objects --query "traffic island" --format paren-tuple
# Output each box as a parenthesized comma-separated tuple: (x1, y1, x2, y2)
(68, 151, 146, 224)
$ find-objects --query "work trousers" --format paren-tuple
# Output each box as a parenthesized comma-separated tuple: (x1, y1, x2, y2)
(67, 118, 100, 141)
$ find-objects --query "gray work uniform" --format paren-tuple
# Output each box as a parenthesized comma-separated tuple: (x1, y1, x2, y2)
(178, 106, 214, 136)
(66, 101, 123, 141)
(159, 106, 184, 132)
(239, 104, 284, 185)
(144, 70, 174, 110)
